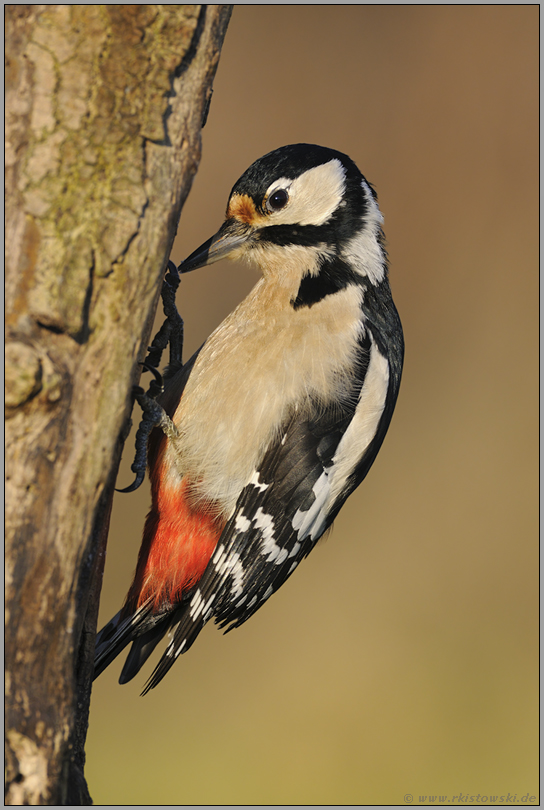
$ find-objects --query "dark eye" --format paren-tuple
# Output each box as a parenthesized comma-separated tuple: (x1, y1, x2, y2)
(266, 188, 289, 212)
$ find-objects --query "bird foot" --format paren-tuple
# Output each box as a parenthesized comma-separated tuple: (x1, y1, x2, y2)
(117, 262, 183, 493)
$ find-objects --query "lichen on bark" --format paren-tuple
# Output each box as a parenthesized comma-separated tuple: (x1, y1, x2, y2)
(5, 4, 232, 804)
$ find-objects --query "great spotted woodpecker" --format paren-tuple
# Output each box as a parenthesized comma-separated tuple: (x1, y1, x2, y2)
(94, 144, 404, 693)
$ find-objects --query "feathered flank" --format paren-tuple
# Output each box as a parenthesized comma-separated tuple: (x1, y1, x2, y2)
(94, 144, 403, 692)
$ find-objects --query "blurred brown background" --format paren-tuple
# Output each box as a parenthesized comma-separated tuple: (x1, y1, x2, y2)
(87, 7, 538, 805)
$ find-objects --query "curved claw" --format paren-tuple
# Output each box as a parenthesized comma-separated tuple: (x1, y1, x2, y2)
(116, 380, 179, 493)
(141, 361, 163, 383)
(117, 260, 183, 493)
(116, 386, 149, 493)
(140, 361, 164, 399)
(116, 472, 145, 494)
(166, 259, 180, 283)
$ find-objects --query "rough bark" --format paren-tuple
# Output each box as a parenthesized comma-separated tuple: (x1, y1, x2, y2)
(4, 5, 232, 804)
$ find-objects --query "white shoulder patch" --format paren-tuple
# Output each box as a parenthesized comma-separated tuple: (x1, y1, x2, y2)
(289, 336, 390, 541)
(328, 337, 390, 503)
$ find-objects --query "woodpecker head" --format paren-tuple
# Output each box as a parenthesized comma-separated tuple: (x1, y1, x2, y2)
(179, 144, 387, 293)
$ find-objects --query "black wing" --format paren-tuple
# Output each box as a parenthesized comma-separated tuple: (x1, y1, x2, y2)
(141, 320, 402, 693)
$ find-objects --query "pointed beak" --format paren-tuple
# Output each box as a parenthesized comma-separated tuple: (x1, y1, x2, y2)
(178, 218, 253, 274)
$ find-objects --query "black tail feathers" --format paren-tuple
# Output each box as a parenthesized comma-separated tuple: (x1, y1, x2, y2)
(93, 601, 169, 684)
(93, 598, 208, 693)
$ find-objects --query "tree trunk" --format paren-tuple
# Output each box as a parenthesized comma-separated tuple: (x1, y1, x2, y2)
(4, 5, 232, 804)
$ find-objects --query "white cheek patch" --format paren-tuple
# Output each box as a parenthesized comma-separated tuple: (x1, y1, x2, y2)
(343, 180, 386, 285)
(267, 159, 346, 227)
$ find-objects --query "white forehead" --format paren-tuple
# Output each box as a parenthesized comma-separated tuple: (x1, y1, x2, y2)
(265, 158, 346, 227)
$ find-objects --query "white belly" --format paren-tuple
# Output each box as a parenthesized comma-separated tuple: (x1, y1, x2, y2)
(166, 278, 364, 515)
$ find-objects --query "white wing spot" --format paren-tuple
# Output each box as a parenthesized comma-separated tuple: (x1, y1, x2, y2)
(189, 590, 204, 619)
(225, 550, 246, 598)
(175, 640, 187, 659)
(188, 590, 216, 621)
(248, 471, 269, 492)
(287, 561, 299, 575)
(288, 540, 301, 558)
(254, 507, 275, 541)
(212, 544, 247, 598)
(212, 544, 227, 568)
(255, 507, 289, 565)
(235, 514, 252, 533)
(201, 594, 216, 621)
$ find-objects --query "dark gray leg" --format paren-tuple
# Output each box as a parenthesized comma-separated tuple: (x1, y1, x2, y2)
(117, 261, 183, 493)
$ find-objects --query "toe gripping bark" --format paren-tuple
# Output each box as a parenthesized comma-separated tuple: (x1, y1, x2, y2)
(118, 261, 183, 494)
